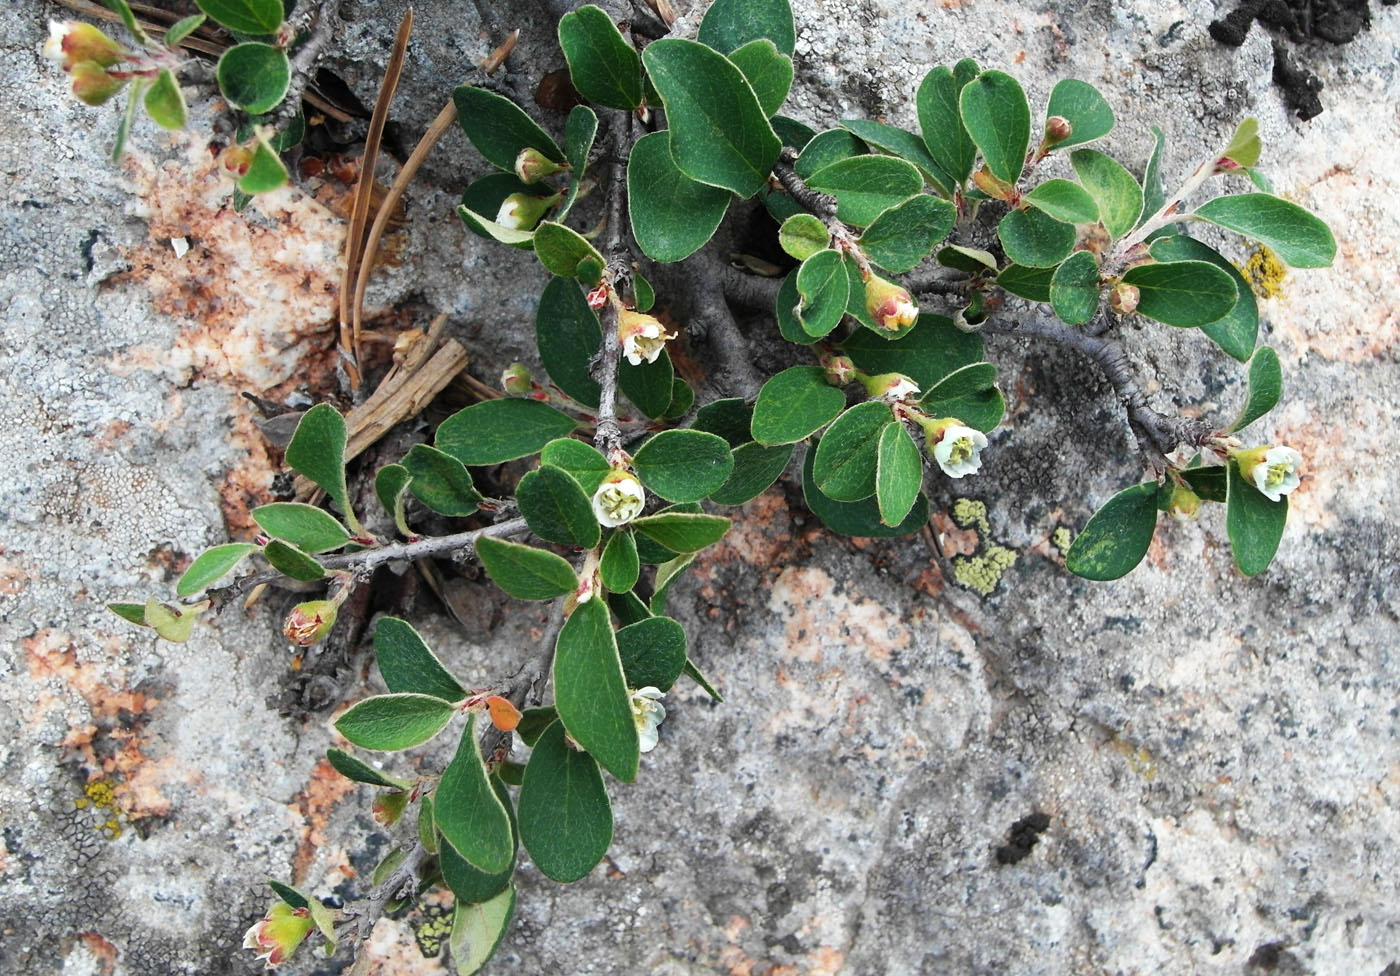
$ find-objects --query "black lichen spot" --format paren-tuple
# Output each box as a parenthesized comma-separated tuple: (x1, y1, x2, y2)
(994, 812, 1051, 865)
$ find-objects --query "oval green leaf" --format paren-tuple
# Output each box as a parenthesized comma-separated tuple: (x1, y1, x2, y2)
(375, 616, 466, 702)
(518, 720, 614, 882)
(536, 276, 602, 407)
(286, 403, 356, 531)
(261, 540, 324, 582)
(729, 39, 792, 117)
(627, 130, 731, 263)
(619, 348, 675, 420)
(436, 714, 514, 873)
(334, 693, 455, 752)
(812, 401, 893, 502)
(630, 512, 731, 553)
(917, 63, 978, 190)
(516, 465, 601, 549)
(779, 213, 829, 261)
(1226, 461, 1288, 577)
(403, 444, 482, 518)
(1229, 346, 1282, 433)
(709, 442, 794, 506)
(1148, 234, 1257, 361)
(374, 463, 412, 536)
(144, 69, 187, 130)
(1192, 193, 1336, 269)
(216, 43, 290, 115)
(600, 528, 640, 593)
(1070, 148, 1143, 239)
(751, 366, 846, 446)
(802, 450, 928, 538)
(632, 430, 735, 502)
(450, 884, 516, 974)
(616, 616, 688, 691)
(998, 207, 1077, 268)
(959, 70, 1030, 184)
(533, 222, 605, 279)
(541, 438, 611, 495)
(696, 0, 796, 54)
(476, 537, 578, 602)
(858, 195, 956, 273)
(558, 5, 643, 110)
(805, 155, 924, 227)
(453, 86, 564, 172)
(794, 128, 864, 179)
(839, 118, 950, 192)
(1024, 179, 1099, 224)
(238, 131, 289, 195)
(436, 399, 578, 466)
(326, 747, 409, 790)
(796, 249, 850, 338)
(196, 0, 283, 34)
(252, 502, 350, 553)
(1064, 482, 1159, 581)
(1121, 260, 1239, 328)
(1044, 79, 1114, 150)
(1049, 249, 1101, 325)
(997, 263, 1056, 302)
(774, 271, 817, 345)
(553, 599, 639, 782)
(177, 543, 256, 597)
(876, 422, 923, 527)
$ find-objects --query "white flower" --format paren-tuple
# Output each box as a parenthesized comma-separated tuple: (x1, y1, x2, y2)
(630, 686, 666, 753)
(591, 473, 645, 528)
(931, 424, 987, 479)
(1250, 446, 1302, 502)
(618, 309, 675, 367)
(862, 372, 920, 402)
(42, 21, 66, 63)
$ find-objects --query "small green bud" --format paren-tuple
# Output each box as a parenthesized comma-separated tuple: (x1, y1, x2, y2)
(819, 352, 856, 387)
(283, 599, 337, 646)
(494, 192, 551, 231)
(372, 790, 410, 826)
(514, 147, 566, 184)
(69, 61, 126, 107)
(863, 274, 918, 331)
(500, 362, 532, 395)
(44, 21, 129, 70)
(1167, 484, 1203, 522)
(858, 372, 921, 402)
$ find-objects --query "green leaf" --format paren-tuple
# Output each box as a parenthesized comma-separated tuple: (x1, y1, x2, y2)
(143, 599, 197, 643)
(436, 399, 578, 466)
(449, 884, 516, 975)
(813, 401, 893, 502)
(633, 272, 655, 313)
(558, 5, 643, 110)
(839, 313, 984, 390)
(475, 537, 578, 602)
(268, 881, 309, 910)
(108, 602, 150, 626)
(518, 720, 614, 882)
(600, 529, 640, 593)
(794, 129, 864, 179)
(876, 422, 923, 527)
(112, 82, 141, 163)
(163, 13, 206, 47)
(959, 70, 1030, 184)
(261, 540, 324, 582)
(998, 208, 1077, 268)
(440, 780, 514, 904)
(1148, 235, 1257, 360)
(778, 213, 829, 261)
(1180, 465, 1227, 503)
(144, 70, 187, 130)
(334, 694, 456, 751)
(176, 543, 256, 597)
(516, 465, 601, 549)
(839, 119, 951, 193)
(1229, 346, 1282, 433)
(709, 442, 794, 506)
(642, 39, 781, 197)
(772, 114, 815, 150)
(801, 450, 928, 538)
(1221, 117, 1261, 168)
(696, 0, 795, 55)
(858, 195, 956, 273)
(402, 444, 483, 518)
(238, 130, 289, 195)
(627, 131, 731, 263)
(796, 249, 850, 338)
(419, 793, 440, 854)
(326, 748, 409, 790)
(682, 658, 724, 701)
(196, 0, 282, 34)
(631, 513, 731, 552)
(252, 503, 350, 553)
(553, 599, 639, 782)
(459, 174, 547, 247)
(104, 0, 148, 41)
(619, 348, 675, 420)
(996, 263, 1056, 302)
(1024, 179, 1099, 224)
(540, 439, 611, 495)
(437, 715, 514, 873)
(936, 244, 998, 275)
(917, 64, 978, 190)
(1141, 125, 1167, 224)
(216, 43, 290, 115)
(617, 616, 688, 691)
(695, 398, 757, 448)
(533, 221, 605, 279)
(919, 363, 1004, 432)
(751, 366, 846, 446)
(650, 553, 694, 615)
(1049, 250, 1101, 325)
(805, 156, 924, 227)
(455, 205, 536, 247)
(564, 105, 598, 175)
(774, 271, 817, 345)
(1192, 194, 1335, 268)
(1043, 79, 1114, 150)
(632, 430, 735, 502)
(374, 464, 412, 536)
(1066, 482, 1159, 581)
(1070, 149, 1143, 239)
(535, 277, 602, 408)
(609, 590, 655, 625)
(729, 39, 792, 116)
(1226, 462, 1287, 577)
(453, 86, 564, 172)
(1121, 260, 1239, 327)
(286, 404, 356, 531)
(375, 617, 465, 702)
(516, 707, 558, 748)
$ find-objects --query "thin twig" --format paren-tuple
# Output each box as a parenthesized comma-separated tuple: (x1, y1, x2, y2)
(592, 117, 636, 459)
(903, 267, 975, 297)
(336, 837, 432, 949)
(982, 314, 1214, 467)
(272, 0, 344, 130)
(593, 305, 624, 458)
(772, 149, 838, 220)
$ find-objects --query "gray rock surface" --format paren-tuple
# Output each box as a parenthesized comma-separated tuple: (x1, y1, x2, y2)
(2, 0, 1398, 974)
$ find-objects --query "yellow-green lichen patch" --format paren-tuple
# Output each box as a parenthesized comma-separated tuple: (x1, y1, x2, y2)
(1051, 526, 1073, 556)
(413, 902, 454, 957)
(1238, 245, 1287, 299)
(952, 544, 1017, 597)
(1109, 737, 1158, 782)
(76, 779, 126, 840)
(951, 498, 990, 534)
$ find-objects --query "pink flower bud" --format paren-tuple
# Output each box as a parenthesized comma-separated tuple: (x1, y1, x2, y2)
(283, 600, 337, 646)
(1044, 116, 1073, 145)
(1108, 282, 1140, 315)
(864, 275, 918, 331)
(819, 352, 856, 387)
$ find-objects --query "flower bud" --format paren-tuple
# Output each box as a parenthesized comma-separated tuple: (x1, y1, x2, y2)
(1043, 116, 1073, 146)
(1233, 445, 1302, 502)
(819, 352, 856, 387)
(243, 902, 314, 968)
(514, 147, 567, 184)
(283, 600, 338, 646)
(500, 362, 532, 395)
(69, 61, 126, 107)
(372, 790, 409, 826)
(494, 192, 551, 231)
(1166, 484, 1204, 522)
(617, 309, 675, 366)
(920, 418, 988, 479)
(591, 468, 646, 528)
(1108, 282, 1140, 315)
(44, 21, 128, 70)
(859, 371, 920, 403)
(864, 275, 918, 331)
(221, 145, 254, 178)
